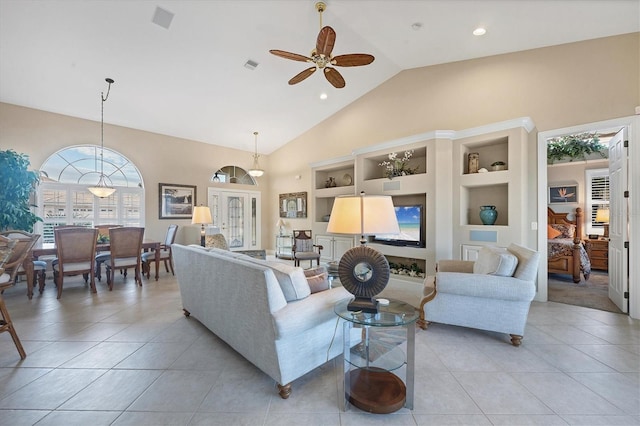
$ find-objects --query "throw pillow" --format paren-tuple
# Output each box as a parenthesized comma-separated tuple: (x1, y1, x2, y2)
(550, 223, 575, 239)
(547, 224, 562, 239)
(205, 234, 229, 250)
(473, 246, 519, 277)
(304, 266, 329, 294)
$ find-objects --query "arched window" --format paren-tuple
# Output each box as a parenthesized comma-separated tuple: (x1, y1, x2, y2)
(36, 145, 144, 243)
(211, 166, 257, 185)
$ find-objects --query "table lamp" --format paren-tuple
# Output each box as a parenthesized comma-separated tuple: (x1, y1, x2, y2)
(276, 218, 286, 236)
(595, 207, 610, 239)
(192, 205, 213, 246)
(327, 191, 399, 313)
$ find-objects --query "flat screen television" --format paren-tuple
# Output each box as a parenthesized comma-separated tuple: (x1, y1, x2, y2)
(373, 204, 424, 247)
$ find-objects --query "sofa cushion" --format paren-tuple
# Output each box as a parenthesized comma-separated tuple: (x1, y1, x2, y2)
(263, 261, 311, 301)
(473, 246, 519, 277)
(206, 248, 311, 302)
(304, 266, 329, 294)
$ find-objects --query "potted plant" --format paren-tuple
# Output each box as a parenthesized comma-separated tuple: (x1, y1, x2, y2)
(491, 161, 506, 171)
(547, 132, 607, 164)
(0, 149, 41, 232)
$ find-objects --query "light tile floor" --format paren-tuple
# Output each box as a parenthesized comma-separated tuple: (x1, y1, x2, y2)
(0, 269, 638, 426)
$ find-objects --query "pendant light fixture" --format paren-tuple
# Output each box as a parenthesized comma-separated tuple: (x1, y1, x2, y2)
(248, 131, 264, 177)
(88, 78, 116, 198)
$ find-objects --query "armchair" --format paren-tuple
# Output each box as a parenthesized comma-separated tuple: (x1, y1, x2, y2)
(421, 244, 540, 346)
(292, 230, 322, 268)
(0, 230, 41, 299)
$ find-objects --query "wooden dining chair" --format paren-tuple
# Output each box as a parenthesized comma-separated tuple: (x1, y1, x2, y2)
(0, 236, 26, 359)
(52, 227, 99, 299)
(142, 224, 178, 279)
(0, 230, 41, 299)
(106, 227, 145, 290)
(94, 224, 122, 281)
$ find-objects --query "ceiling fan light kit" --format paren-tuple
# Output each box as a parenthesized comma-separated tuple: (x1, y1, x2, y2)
(269, 1, 374, 88)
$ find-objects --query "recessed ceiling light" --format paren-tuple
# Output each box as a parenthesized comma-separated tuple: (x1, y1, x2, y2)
(473, 27, 486, 36)
(411, 22, 423, 31)
(319, 93, 328, 100)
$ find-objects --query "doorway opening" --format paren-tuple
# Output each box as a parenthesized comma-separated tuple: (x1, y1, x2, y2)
(537, 117, 633, 315)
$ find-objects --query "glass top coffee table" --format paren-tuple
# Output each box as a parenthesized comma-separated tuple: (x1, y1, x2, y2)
(334, 297, 418, 413)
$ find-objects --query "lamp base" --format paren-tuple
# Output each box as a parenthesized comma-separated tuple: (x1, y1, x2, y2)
(348, 297, 378, 314)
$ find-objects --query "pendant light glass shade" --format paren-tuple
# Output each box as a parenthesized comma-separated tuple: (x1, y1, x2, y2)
(88, 78, 116, 198)
(248, 131, 264, 177)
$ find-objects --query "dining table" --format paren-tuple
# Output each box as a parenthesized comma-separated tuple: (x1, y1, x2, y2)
(23, 239, 162, 299)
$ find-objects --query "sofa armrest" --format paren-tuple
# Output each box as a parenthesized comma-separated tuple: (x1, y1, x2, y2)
(437, 260, 475, 273)
(436, 272, 536, 302)
(272, 286, 351, 339)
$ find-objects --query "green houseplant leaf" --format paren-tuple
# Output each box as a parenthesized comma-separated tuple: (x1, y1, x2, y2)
(0, 149, 42, 232)
(547, 132, 608, 164)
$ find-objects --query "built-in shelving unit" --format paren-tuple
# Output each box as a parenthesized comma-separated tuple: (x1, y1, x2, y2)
(452, 119, 535, 254)
(309, 117, 535, 276)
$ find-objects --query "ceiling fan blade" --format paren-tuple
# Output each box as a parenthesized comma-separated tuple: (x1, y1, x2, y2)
(324, 67, 345, 89)
(288, 67, 317, 85)
(332, 54, 375, 67)
(269, 50, 313, 63)
(316, 26, 336, 57)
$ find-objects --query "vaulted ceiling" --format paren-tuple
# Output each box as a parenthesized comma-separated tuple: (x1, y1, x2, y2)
(1, 0, 638, 154)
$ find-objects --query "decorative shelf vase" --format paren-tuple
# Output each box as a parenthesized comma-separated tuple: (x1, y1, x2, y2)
(479, 205, 498, 225)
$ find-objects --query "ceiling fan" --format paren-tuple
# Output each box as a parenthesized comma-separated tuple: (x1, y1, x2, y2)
(269, 1, 374, 89)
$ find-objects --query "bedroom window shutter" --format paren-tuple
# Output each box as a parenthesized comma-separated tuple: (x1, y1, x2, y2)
(585, 168, 610, 235)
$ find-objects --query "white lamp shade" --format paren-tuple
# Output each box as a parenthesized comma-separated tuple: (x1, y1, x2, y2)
(595, 208, 610, 223)
(88, 185, 116, 198)
(327, 195, 400, 235)
(191, 206, 213, 225)
(276, 218, 286, 227)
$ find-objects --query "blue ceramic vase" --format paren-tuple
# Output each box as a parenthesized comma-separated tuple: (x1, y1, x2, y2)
(479, 205, 498, 225)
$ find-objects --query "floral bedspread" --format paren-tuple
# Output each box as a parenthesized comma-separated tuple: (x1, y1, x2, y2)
(548, 238, 591, 279)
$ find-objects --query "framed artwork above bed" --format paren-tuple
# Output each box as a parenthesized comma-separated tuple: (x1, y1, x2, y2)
(548, 184, 578, 204)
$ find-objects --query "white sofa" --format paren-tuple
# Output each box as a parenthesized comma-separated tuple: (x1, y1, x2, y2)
(422, 244, 540, 346)
(172, 244, 352, 398)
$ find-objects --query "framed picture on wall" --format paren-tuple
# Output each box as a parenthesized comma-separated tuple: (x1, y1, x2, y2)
(548, 184, 578, 204)
(279, 192, 307, 218)
(159, 183, 196, 219)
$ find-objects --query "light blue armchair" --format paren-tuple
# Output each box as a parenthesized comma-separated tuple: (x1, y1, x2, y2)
(421, 244, 540, 346)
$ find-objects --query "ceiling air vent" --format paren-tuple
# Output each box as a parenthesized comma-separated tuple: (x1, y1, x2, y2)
(152, 6, 174, 30)
(244, 60, 259, 70)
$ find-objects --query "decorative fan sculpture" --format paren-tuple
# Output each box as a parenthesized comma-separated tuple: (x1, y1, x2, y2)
(269, 1, 374, 88)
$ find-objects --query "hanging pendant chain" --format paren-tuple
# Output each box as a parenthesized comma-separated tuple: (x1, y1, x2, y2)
(99, 81, 112, 177)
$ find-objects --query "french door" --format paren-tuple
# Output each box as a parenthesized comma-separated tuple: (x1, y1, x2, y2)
(207, 188, 261, 251)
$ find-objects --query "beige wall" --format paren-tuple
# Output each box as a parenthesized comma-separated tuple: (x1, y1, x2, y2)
(547, 159, 609, 227)
(1, 33, 637, 251)
(0, 103, 270, 245)
(268, 33, 639, 239)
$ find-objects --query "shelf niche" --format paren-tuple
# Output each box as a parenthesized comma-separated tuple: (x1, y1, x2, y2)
(361, 146, 427, 181)
(461, 184, 509, 226)
(462, 136, 508, 174)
